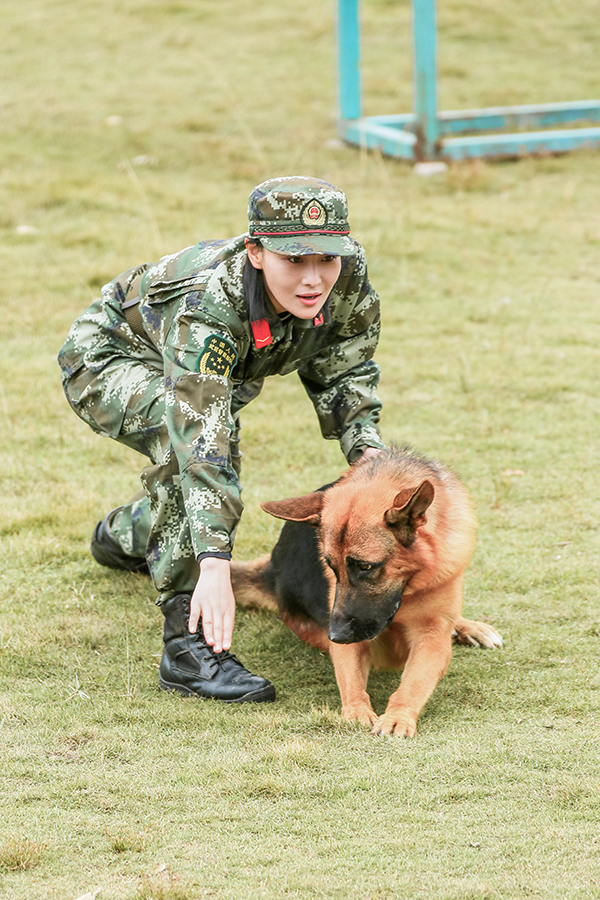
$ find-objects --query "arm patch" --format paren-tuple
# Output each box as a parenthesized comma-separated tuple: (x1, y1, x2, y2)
(197, 334, 238, 378)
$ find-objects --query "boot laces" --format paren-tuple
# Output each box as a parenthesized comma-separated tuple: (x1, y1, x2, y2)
(204, 650, 242, 671)
(191, 634, 242, 671)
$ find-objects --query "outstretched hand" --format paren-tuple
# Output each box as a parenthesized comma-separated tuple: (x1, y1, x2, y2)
(189, 557, 235, 653)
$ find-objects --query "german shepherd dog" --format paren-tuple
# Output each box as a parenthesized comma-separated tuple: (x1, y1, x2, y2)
(231, 448, 502, 737)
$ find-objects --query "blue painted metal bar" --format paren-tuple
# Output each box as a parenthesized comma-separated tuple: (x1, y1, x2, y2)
(367, 100, 600, 135)
(340, 119, 600, 161)
(368, 114, 417, 129)
(412, 0, 440, 158)
(438, 100, 600, 135)
(443, 125, 600, 160)
(338, 0, 362, 122)
(341, 120, 416, 158)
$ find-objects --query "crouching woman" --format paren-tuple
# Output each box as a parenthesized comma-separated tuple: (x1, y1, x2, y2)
(58, 176, 385, 703)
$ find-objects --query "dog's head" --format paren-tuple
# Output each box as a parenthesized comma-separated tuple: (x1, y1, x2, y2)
(262, 478, 434, 644)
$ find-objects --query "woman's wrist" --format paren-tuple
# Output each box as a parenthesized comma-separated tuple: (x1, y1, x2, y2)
(200, 556, 231, 572)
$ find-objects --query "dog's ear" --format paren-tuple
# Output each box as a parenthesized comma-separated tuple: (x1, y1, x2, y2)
(261, 492, 324, 526)
(384, 479, 435, 545)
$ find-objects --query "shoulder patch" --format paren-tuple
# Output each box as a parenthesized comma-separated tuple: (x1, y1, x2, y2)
(197, 334, 238, 378)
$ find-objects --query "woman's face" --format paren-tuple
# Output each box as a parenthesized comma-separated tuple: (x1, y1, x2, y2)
(246, 242, 342, 319)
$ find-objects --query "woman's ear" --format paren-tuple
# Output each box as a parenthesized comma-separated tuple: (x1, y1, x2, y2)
(244, 238, 264, 270)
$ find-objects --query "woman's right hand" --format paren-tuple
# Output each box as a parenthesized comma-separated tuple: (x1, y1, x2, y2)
(189, 557, 235, 653)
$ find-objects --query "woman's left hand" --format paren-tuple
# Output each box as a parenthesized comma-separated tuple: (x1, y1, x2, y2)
(189, 557, 235, 653)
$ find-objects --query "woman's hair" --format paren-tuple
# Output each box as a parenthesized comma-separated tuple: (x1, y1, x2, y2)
(242, 238, 332, 326)
(243, 239, 278, 326)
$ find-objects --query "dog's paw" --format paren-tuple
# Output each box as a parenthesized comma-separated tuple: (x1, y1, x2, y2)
(371, 711, 417, 738)
(342, 704, 378, 727)
(453, 617, 503, 649)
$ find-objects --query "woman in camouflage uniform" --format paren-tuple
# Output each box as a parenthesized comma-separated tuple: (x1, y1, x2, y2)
(59, 176, 385, 704)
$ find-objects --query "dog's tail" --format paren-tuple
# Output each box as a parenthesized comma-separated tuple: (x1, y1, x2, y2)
(230, 555, 278, 612)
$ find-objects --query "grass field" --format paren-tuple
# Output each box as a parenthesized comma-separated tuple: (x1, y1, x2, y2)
(1, 1, 600, 898)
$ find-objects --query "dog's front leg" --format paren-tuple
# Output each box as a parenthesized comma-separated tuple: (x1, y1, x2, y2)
(453, 615, 502, 649)
(328, 640, 377, 726)
(372, 623, 453, 738)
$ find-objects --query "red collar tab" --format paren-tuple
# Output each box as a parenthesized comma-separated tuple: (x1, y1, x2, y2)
(251, 318, 273, 348)
(313, 313, 324, 327)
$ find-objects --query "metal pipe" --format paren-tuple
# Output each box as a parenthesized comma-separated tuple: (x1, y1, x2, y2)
(412, 0, 440, 159)
(338, 0, 362, 121)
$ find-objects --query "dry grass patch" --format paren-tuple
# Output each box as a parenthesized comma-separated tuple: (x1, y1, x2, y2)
(133, 865, 195, 900)
(0, 836, 45, 874)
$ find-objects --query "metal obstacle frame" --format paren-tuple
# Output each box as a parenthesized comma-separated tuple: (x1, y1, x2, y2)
(337, 0, 600, 162)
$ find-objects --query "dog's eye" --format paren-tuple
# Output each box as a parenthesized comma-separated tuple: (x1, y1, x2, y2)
(346, 557, 383, 581)
(347, 558, 383, 581)
(348, 558, 376, 573)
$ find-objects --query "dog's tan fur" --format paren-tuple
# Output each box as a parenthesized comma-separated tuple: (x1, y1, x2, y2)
(231, 450, 501, 737)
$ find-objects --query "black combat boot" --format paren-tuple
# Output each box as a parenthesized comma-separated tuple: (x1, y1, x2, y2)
(91, 508, 150, 575)
(158, 593, 276, 703)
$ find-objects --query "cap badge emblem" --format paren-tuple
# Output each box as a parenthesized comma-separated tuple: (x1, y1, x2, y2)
(300, 198, 327, 229)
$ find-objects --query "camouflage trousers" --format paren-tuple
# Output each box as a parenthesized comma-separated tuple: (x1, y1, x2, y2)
(60, 295, 261, 598)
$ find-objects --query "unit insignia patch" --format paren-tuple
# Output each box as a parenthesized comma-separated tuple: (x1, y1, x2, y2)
(197, 334, 238, 378)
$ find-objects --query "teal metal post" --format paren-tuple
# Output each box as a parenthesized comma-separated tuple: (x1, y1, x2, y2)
(338, 0, 362, 121)
(413, 0, 440, 159)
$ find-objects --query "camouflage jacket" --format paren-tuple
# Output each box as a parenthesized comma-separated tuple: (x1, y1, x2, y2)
(82, 235, 384, 559)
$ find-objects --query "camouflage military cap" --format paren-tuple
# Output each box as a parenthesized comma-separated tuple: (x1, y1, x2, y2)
(247, 176, 355, 256)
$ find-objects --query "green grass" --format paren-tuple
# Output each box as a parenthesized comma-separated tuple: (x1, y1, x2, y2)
(2, 0, 600, 897)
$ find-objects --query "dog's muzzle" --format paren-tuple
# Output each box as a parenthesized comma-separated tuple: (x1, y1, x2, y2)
(328, 588, 404, 644)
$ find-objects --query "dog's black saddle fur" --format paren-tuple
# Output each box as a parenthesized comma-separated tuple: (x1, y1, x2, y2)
(268, 483, 334, 629)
